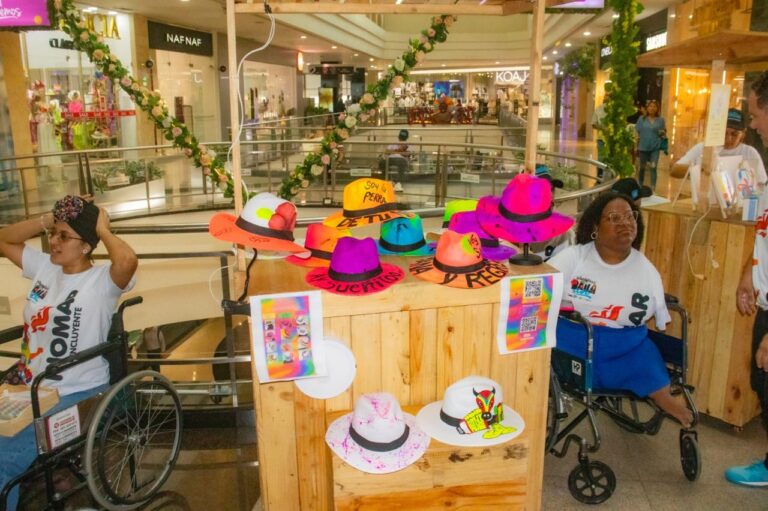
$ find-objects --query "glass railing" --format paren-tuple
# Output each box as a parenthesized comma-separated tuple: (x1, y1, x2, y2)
(0, 125, 610, 224)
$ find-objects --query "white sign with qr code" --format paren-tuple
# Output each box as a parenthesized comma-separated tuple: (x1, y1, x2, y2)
(46, 405, 81, 450)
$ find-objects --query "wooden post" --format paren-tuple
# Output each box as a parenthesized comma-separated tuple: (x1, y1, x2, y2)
(524, 0, 546, 174)
(226, 0, 246, 271)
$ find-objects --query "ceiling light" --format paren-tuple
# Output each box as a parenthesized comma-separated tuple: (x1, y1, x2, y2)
(441, 64, 446, 67)
(670, 13, 676, 18)
(565, 42, 572, 47)
(369, 57, 374, 62)
(552, 50, 558, 55)
(583, 31, 591, 36)
(612, 13, 619, 18)
(370, 65, 375, 68)
(331, 46, 337, 49)
(300, 35, 307, 39)
(354, 53, 359, 57)
(543, 56, 548, 61)
(495, 61, 500, 64)
(396, 0, 404, 4)
(84, 6, 98, 11)
(688, 14, 693, 19)
(108, 10, 118, 15)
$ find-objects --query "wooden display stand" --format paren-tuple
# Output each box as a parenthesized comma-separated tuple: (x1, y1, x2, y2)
(643, 202, 760, 427)
(246, 258, 553, 510)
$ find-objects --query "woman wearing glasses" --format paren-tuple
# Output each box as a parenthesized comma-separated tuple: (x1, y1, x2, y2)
(549, 193, 693, 428)
(0, 195, 136, 510)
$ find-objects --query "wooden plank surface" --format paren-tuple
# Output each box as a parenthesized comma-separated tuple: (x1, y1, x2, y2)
(643, 204, 760, 426)
(294, 389, 333, 510)
(409, 309, 439, 405)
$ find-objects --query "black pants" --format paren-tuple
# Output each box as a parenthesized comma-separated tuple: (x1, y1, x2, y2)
(751, 309, 768, 430)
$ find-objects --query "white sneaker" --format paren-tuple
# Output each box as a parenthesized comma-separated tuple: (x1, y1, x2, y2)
(394, 182, 404, 192)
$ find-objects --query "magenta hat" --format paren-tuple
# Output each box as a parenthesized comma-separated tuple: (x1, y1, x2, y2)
(448, 211, 517, 261)
(476, 174, 574, 244)
(306, 237, 404, 296)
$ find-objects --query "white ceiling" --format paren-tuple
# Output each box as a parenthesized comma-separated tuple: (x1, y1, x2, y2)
(80, 0, 676, 70)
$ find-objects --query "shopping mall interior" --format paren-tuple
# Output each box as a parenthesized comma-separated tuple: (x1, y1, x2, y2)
(0, 0, 768, 509)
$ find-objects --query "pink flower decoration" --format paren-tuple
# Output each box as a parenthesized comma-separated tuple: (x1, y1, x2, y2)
(203, 167, 211, 176)
(218, 173, 229, 182)
(321, 154, 331, 165)
(330, 141, 337, 149)
(338, 113, 346, 121)
(172, 127, 183, 138)
(93, 49, 104, 60)
(121, 77, 132, 87)
(428, 28, 436, 37)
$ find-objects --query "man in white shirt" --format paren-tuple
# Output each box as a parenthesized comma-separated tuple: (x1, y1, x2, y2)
(384, 129, 411, 192)
(672, 108, 767, 185)
(728, 71, 768, 487)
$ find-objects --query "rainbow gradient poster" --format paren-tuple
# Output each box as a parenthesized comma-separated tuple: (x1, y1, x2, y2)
(497, 273, 563, 355)
(250, 291, 325, 383)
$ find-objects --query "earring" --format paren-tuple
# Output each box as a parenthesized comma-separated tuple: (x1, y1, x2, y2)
(590, 231, 597, 240)
(82, 248, 89, 254)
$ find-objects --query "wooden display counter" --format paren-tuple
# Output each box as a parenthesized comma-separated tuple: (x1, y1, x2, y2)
(643, 201, 760, 427)
(245, 258, 554, 510)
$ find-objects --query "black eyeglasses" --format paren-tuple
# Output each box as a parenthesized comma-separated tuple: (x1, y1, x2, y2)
(47, 230, 84, 243)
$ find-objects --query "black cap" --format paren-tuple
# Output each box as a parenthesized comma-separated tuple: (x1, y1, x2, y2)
(727, 108, 745, 131)
(611, 178, 652, 201)
(398, 129, 409, 141)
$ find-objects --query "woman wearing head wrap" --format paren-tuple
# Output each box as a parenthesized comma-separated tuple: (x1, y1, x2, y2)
(0, 195, 137, 510)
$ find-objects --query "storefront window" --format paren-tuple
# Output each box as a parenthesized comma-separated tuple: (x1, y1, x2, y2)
(0, 53, 14, 194)
(242, 61, 297, 123)
(24, 9, 135, 153)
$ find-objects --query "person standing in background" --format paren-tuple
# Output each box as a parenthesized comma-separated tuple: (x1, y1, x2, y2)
(635, 99, 666, 191)
(727, 70, 768, 487)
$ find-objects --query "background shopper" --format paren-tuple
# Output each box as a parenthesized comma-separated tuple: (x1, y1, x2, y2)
(635, 99, 666, 191)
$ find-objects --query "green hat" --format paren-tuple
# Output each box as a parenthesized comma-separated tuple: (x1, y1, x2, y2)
(442, 199, 478, 228)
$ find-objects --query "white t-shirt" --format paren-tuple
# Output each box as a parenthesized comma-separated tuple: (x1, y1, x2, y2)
(752, 187, 768, 310)
(675, 142, 767, 184)
(20, 247, 134, 395)
(549, 243, 671, 329)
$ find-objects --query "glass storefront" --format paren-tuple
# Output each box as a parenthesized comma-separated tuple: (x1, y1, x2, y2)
(242, 60, 298, 122)
(24, 9, 136, 153)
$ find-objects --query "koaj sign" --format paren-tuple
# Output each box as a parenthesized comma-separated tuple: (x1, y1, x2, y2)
(495, 70, 529, 85)
(148, 21, 212, 56)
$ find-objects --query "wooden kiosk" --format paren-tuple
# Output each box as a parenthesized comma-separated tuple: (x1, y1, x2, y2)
(245, 259, 553, 510)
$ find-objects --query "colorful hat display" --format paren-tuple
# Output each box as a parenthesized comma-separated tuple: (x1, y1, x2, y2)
(326, 392, 430, 474)
(295, 339, 356, 399)
(409, 231, 508, 289)
(323, 178, 404, 229)
(476, 173, 575, 244)
(209, 192, 305, 252)
(448, 211, 517, 262)
(378, 215, 436, 257)
(416, 376, 525, 447)
(306, 237, 405, 296)
(441, 199, 478, 228)
(286, 223, 351, 268)
(535, 164, 564, 189)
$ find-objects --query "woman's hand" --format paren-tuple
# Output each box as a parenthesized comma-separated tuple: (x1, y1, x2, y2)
(757, 334, 768, 371)
(95, 206, 112, 238)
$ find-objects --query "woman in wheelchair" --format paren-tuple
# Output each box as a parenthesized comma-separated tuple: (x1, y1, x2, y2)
(548, 192, 693, 429)
(0, 195, 137, 510)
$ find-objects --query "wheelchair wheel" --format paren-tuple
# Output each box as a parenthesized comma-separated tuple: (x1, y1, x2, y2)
(568, 460, 616, 505)
(84, 370, 183, 510)
(680, 431, 701, 481)
(546, 371, 561, 453)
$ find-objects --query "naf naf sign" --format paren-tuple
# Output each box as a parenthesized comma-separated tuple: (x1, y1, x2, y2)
(148, 21, 213, 57)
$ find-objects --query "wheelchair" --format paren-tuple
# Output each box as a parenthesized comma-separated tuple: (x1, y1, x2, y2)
(0, 297, 183, 511)
(546, 295, 701, 505)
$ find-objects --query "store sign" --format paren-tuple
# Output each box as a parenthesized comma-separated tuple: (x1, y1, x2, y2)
(80, 12, 121, 40)
(308, 65, 355, 76)
(495, 70, 529, 85)
(148, 21, 213, 57)
(49, 38, 75, 50)
(644, 31, 667, 51)
(0, 0, 50, 28)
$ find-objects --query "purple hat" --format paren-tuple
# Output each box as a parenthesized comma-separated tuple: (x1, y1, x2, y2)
(448, 211, 517, 261)
(476, 174, 574, 244)
(306, 237, 404, 296)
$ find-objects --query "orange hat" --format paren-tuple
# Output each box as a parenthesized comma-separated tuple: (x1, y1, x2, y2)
(209, 192, 305, 252)
(323, 178, 404, 229)
(409, 230, 508, 289)
(285, 223, 351, 268)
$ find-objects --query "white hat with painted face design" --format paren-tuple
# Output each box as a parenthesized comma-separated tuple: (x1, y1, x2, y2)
(416, 376, 525, 447)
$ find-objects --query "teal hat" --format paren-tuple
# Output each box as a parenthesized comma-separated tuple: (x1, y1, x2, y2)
(378, 215, 436, 256)
(441, 199, 478, 228)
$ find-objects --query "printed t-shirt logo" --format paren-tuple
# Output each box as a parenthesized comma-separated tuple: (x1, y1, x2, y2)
(757, 211, 768, 238)
(28, 280, 49, 302)
(569, 276, 596, 300)
(47, 290, 83, 364)
(588, 305, 624, 322)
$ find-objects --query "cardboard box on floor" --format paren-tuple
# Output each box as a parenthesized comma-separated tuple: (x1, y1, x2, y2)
(0, 384, 59, 437)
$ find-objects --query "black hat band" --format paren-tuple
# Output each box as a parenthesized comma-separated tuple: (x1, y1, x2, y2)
(498, 202, 553, 223)
(235, 216, 294, 241)
(379, 237, 427, 253)
(433, 258, 486, 275)
(343, 201, 399, 219)
(349, 424, 410, 452)
(328, 265, 383, 282)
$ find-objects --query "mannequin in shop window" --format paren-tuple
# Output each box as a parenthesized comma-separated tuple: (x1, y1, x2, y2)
(67, 91, 83, 115)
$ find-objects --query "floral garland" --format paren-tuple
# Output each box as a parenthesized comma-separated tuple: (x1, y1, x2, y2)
(48, 0, 234, 197)
(47, 0, 455, 202)
(277, 15, 457, 200)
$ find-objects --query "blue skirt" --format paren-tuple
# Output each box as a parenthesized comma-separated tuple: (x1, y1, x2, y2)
(556, 319, 670, 397)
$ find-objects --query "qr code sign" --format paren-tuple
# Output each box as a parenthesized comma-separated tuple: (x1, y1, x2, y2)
(524, 278, 543, 299)
(520, 315, 538, 333)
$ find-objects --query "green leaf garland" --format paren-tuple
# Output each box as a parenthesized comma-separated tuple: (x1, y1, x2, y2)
(602, 0, 643, 178)
(277, 15, 457, 200)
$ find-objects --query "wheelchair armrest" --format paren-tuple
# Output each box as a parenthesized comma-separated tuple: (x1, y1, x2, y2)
(664, 294, 679, 305)
(222, 299, 251, 316)
(559, 309, 585, 323)
(0, 325, 23, 346)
